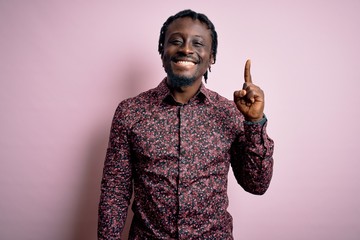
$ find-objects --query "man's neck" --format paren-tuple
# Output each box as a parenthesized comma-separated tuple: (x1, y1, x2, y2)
(168, 78, 202, 104)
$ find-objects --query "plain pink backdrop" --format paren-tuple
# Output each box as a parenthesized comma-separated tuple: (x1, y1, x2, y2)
(1, 1, 359, 239)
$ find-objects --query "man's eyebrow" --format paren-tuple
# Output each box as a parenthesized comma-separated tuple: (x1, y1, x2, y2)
(167, 32, 205, 38)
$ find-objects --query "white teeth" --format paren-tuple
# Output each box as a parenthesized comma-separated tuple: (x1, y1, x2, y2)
(177, 61, 195, 66)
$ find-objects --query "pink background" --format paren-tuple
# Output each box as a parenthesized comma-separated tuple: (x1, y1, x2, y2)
(1, 1, 360, 239)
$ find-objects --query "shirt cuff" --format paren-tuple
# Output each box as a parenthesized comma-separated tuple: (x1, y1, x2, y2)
(244, 115, 267, 126)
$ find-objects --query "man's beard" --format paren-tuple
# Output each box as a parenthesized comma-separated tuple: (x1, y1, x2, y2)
(167, 71, 197, 88)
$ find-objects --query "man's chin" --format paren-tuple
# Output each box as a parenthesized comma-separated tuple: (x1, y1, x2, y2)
(167, 73, 196, 88)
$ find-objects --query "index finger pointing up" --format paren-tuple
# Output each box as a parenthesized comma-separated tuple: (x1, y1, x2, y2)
(244, 59, 252, 83)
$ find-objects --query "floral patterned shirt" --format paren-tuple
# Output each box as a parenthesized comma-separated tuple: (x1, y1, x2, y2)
(98, 79, 274, 239)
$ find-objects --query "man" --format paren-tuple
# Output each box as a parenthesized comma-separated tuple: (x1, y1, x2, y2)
(98, 9, 274, 240)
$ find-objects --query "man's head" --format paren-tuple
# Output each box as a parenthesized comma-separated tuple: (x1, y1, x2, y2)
(158, 9, 218, 87)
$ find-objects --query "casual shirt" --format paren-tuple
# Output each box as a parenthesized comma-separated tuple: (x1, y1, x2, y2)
(98, 78, 274, 239)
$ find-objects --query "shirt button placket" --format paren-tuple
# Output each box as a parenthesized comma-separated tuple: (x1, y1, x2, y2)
(177, 105, 189, 239)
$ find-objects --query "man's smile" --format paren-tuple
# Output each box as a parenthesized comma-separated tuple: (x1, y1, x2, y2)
(173, 60, 196, 69)
(175, 60, 196, 66)
(171, 57, 198, 69)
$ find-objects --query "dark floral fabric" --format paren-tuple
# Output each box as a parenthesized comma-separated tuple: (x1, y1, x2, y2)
(98, 79, 274, 240)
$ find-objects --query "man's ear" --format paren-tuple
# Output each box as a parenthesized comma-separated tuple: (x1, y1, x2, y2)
(210, 54, 215, 65)
(161, 54, 164, 68)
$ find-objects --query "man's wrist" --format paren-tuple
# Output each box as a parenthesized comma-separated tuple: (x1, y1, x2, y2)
(244, 114, 267, 125)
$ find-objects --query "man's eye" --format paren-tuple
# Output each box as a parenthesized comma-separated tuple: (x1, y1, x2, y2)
(170, 40, 182, 45)
(193, 41, 204, 47)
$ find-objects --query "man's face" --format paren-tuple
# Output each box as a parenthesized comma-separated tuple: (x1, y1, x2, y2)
(162, 17, 214, 88)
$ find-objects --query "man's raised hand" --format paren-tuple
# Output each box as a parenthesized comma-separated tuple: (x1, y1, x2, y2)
(233, 59, 265, 122)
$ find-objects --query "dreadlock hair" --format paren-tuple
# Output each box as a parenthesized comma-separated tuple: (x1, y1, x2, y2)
(158, 9, 218, 83)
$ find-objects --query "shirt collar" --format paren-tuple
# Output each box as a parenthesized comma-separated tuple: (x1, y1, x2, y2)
(156, 78, 213, 105)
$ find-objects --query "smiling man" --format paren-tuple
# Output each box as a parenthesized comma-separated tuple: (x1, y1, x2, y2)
(98, 9, 274, 240)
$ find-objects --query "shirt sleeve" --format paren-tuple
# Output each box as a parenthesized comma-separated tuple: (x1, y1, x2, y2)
(230, 117, 274, 195)
(98, 105, 133, 239)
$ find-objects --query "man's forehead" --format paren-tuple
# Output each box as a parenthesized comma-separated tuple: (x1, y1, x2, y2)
(166, 17, 211, 37)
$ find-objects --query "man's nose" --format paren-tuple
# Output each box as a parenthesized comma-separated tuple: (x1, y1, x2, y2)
(179, 41, 194, 54)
